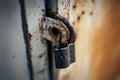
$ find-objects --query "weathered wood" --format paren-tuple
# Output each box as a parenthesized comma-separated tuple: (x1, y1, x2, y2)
(24, 0, 49, 80)
(0, 0, 29, 80)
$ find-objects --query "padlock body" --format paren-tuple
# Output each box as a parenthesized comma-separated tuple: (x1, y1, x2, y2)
(54, 46, 70, 68)
(69, 43, 75, 63)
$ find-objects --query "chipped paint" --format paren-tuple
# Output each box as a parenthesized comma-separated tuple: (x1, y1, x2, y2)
(24, 0, 49, 80)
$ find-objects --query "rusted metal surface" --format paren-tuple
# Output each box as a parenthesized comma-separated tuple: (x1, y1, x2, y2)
(42, 17, 70, 44)
(57, 0, 75, 80)
(24, 0, 49, 80)
(0, 0, 29, 80)
(46, 14, 76, 44)
(58, 0, 70, 19)
(59, 0, 120, 80)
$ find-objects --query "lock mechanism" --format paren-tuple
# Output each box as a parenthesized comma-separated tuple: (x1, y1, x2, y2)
(41, 15, 76, 69)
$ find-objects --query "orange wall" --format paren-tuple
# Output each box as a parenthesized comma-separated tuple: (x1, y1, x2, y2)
(58, 0, 120, 80)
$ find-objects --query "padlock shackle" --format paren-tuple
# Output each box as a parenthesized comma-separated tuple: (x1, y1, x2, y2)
(48, 14, 76, 43)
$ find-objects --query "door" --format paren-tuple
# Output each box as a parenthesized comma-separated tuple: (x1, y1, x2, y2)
(58, 0, 120, 80)
(0, 0, 50, 80)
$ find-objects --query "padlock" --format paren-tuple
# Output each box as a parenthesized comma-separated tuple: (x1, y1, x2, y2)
(42, 16, 76, 69)
(68, 43, 75, 63)
(54, 44, 70, 68)
(50, 14, 76, 64)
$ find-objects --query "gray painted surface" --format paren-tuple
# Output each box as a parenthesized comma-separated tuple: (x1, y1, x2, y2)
(0, 0, 29, 80)
(24, 0, 49, 80)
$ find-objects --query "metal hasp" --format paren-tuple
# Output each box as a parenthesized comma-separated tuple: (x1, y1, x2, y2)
(41, 15, 76, 69)
(42, 17, 70, 44)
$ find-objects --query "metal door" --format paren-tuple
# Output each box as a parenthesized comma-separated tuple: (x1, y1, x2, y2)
(0, 0, 74, 80)
(0, 0, 49, 80)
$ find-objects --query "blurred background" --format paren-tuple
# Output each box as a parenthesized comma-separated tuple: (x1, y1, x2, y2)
(58, 0, 120, 80)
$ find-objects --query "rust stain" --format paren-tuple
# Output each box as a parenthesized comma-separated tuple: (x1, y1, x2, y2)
(38, 18, 45, 43)
(73, 22, 75, 25)
(75, 0, 87, 7)
(28, 33, 33, 51)
(89, 1, 120, 80)
(38, 18, 42, 34)
(81, 11, 85, 15)
(92, 0, 95, 3)
(90, 11, 93, 15)
(73, 5, 77, 9)
(48, 27, 56, 39)
(48, 21, 70, 44)
(28, 33, 33, 38)
(77, 16, 80, 21)
(61, 73, 70, 80)
(75, 0, 79, 4)
(59, 0, 120, 80)
(42, 16, 72, 44)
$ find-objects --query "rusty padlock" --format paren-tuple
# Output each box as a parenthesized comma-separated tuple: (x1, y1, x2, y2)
(42, 16, 76, 69)
(50, 14, 76, 64)
(53, 33, 70, 68)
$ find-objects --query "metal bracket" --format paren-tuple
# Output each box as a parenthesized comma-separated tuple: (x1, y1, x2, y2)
(41, 17, 70, 44)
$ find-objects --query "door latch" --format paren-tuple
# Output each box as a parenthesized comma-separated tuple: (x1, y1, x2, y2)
(41, 15, 76, 69)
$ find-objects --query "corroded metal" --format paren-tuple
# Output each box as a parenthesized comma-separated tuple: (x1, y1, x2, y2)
(58, 0, 70, 19)
(42, 17, 70, 44)
(57, 0, 76, 43)
(59, 0, 120, 80)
